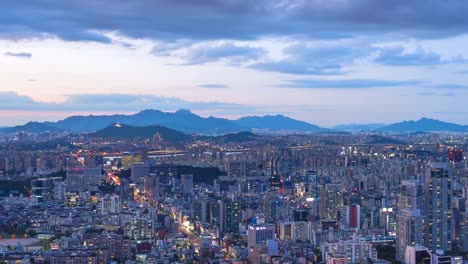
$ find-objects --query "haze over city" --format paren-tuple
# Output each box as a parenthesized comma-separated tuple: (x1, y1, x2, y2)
(1, 1, 468, 126)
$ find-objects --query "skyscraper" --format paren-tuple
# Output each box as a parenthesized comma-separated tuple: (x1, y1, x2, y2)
(396, 209, 424, 262)
(425, 163, 453, 252)
(398, 180, 424, 210)
(181, 174, 194, 194)
(144, 173, 159, 201)
(347, 205, 360, 229)
(320, 184, 343, 220)
(221, 198, 241, 233)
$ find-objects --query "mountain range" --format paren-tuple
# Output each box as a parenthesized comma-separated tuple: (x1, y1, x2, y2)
(0, 109, 323, 134)
(0, 110, 467, 134)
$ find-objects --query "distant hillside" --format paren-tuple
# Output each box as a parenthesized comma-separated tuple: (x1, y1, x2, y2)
(0, 121, 66, 134)
(212, 131, 261, 143)
(235, 115, 322, 131)
(380, 118, 468, 132)
(87, 123, 192, 143)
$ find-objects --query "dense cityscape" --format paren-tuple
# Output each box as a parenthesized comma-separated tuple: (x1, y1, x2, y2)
(2, 1, 468, 264)
(0, 117, 467, 264)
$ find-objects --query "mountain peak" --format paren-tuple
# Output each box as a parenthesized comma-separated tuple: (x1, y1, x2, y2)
(175, 109, 193, 115)
(418, 117, 437, 122)
(380, 117, 467, 132)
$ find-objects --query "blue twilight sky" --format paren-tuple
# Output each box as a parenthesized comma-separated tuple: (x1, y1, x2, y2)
(0, 0, 468, 127)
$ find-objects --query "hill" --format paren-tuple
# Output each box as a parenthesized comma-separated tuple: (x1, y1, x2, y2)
(379, 118, 468, 132)
(87, 123, 192, 143)
(0, 121, 66, 134)
(212, 131, 261, 143)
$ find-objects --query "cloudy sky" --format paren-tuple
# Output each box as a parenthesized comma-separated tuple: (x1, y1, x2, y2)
(1, 0, 468, 127)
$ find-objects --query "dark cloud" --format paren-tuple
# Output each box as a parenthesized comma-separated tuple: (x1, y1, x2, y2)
(0, 92, 242, 112)
(4, 52, 32, 59)
(0, 1, 467, 43)
(197, 84, 230, 88)
(278, 79, 423, 89)
(250, 43, 367, 75)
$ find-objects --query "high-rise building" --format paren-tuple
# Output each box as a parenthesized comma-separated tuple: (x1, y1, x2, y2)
(405, 245, 431, 264)
(424, 163, 453, 252)
(65, 167, 86, 192)
(347, 205, 360, 229)
(131, 163, 150, 182)
(66, 167, 102, 192)
(247, 224, 276, 249)
(460, 212, 468, 252)
(194, 198, 210, 224)
(396, 209, 424, 262)
(278, 221, 311, 242)
(263, 195, 286, 222)
(124, 218, 154, 240)
(320, 184, 343, 220)
(398, 180, 424, 210)
(83, 167, 102, 187)
(181, 174, 194, 194)
(144, 173, 159, 201)
(221, 198, 241, 233)
(101, 194, 120, 215)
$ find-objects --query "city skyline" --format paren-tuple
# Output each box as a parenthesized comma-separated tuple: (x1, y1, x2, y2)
(1, 1, 468, 126)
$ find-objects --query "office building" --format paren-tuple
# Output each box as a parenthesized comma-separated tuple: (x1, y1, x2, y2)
(181, 174, 194, 194)
(396, 209, 424, 262)
(320, 184, 343, 220)
(425, 163, 453, 252)
(398, 180, 424, 210)
(405, 246, 431, 264)
(131, 163, 150, 182)
(144, 173, 160, 201)
(347, 205, 360, 229)
(101, 194, 120, 215)
(248, 224, 276, 249)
